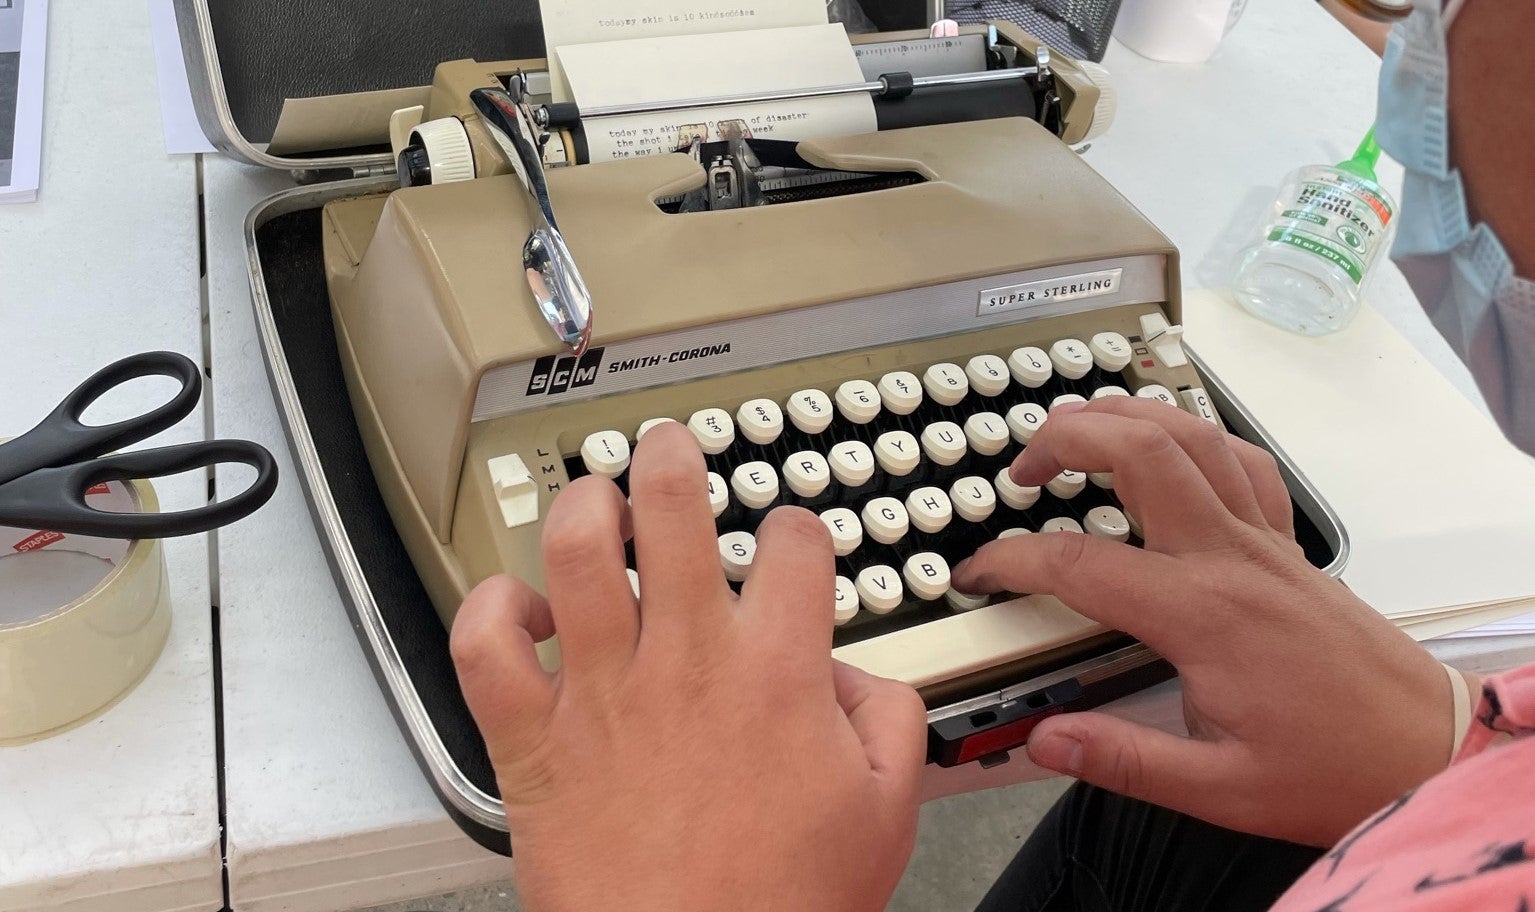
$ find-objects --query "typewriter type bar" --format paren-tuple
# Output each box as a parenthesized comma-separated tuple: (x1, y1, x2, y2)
(537, 64, 1045, 129)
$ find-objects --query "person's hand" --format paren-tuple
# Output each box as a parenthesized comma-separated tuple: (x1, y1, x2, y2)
(951, 397, 1453, 847)
(450, 422, 927, 912)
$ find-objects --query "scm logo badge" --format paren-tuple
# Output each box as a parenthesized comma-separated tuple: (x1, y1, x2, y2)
(525, 347, 606, 396)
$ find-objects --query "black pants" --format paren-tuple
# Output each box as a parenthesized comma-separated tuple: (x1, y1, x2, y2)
(976, 783, 1326, 912)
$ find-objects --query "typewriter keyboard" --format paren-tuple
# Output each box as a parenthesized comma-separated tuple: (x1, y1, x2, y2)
(559, 319, 1222, 649)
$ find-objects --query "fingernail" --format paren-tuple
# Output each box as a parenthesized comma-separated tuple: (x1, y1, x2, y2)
(952, 558, 971, 577)
(1053, 401, 1088, 415)
(1028, 731, 1084, 775)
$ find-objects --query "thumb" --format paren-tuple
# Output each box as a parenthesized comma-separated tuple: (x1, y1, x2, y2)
(832, 660, 927, 806)
(1027, 712, 1234, 814)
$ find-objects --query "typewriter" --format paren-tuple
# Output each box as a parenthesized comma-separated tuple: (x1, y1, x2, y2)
(269, 18, 1343, 827)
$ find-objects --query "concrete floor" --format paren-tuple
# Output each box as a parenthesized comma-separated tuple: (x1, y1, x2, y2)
(359, 778, 1069, 912)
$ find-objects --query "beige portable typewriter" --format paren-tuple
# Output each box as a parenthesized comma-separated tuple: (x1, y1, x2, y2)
(249, 19, 1344, 792)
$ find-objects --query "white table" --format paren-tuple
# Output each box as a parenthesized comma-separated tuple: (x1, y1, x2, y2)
(204, 3, 1535, 911)
(0, 3, 220, 912)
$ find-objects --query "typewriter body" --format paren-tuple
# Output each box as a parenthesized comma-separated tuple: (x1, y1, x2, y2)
(179, 1, 1343, 849)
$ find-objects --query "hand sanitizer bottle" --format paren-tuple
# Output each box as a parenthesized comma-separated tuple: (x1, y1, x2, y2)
(1232, 129, 1397, 335)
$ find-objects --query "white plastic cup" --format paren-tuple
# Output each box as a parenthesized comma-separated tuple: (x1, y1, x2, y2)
(1113, 0, 1247, 63)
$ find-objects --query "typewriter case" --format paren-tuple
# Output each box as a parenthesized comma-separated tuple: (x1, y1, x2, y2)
(177, 0, 1347, 853)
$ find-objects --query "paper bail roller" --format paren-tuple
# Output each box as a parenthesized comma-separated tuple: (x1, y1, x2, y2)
(0, 476, 171, 742)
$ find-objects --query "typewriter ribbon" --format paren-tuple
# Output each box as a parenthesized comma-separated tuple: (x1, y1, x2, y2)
(0, 476, 171, 742)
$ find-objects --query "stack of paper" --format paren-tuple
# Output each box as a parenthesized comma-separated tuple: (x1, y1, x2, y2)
(0, 0, 45, 203)
(541, 0, 873, 164)
(1184, 289, 1535, 640)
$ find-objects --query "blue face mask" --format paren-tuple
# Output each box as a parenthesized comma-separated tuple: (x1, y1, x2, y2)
(1377, 0, 1535, 453)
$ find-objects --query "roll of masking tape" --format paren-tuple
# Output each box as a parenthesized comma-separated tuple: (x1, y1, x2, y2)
(0, 476, 171, 742)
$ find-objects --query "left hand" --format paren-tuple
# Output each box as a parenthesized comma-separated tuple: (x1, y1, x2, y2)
(450, 422, 927, 912)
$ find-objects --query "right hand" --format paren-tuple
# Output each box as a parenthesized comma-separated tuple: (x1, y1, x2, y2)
(951, 397, 1454, 847)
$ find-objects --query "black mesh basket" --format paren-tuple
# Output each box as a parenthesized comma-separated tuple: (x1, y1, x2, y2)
(944, 0, 1123, 62)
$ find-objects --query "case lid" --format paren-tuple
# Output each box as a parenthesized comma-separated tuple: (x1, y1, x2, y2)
(173, 0, 929, 175)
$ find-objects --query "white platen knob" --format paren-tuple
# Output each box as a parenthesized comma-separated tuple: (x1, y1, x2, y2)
(1075, 61, 1118, 143)
(409, 117, 477, 184)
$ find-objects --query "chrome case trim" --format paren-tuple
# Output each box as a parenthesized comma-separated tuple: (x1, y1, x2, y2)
(243, 180, 508, 836)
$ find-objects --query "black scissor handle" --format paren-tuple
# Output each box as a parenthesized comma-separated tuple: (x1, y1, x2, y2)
(0, 351, 201, 486)
(0, 439, 278, 538)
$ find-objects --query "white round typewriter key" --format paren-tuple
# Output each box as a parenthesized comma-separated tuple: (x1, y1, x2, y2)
(731, 461, 780, 510)
(922, 362, 969, 406)
(862, 497, 910, 545)
(903, 552, 951, 601)
(1089, 471, 1115, 489)
(1085, 505, 1131, 542)
(920, 421, 967, 466)
(1135, 383, 1178, 407)
(1040, 516, 1084, 534)
(877, 371, 923, 415)
(706, 471, 730, 518)
(1051, 393, 1088, 411)
(637, 417, 678, 439)
(998, 527, 1031, 540)
(1091, 385, 1130, 400)
(787, 388, 834, 434)
(828, 441, 876, 486)
(834, 575, 859, 625)
(1050, 339, 1094, 380)
(688, 408, 736, 455)
(963, 412, 1009, 456)
(820, 508, 863, 556)
(855, 565, 904, 614)
(626, 568, 641, 598)
(950, 476, 997, 522)
(718, 530, 757, 582)
(1006, 402, 1048, 444)
(1007, 346, 1053, 388)
(736, 398, 784, 445)
(906, 486, 953, 534)
(965, 355, 1010, 397)
(783, 451, 831, 497)
(835, 379, 882, 424)
(995, 468, 1041, 510)
(1046, 469, 1087, 500)
(874, 430, 921, 477)
(1089, 331, 1133, 372)
(580, 429, 631, 479)
(945, 587, 990, 612)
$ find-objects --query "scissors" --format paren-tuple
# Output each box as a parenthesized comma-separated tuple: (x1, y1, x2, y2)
(0, 351, 278, 539)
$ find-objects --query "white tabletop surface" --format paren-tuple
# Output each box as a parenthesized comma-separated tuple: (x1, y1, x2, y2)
(0, 3, 220, 912)
(204, 3, 1535, 911)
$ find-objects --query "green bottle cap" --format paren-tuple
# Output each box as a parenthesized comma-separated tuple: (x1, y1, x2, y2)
(1335, 126, 1382, 181)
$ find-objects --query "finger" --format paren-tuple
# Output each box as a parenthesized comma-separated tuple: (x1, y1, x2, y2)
(741, 506, 837, 658)
(1009, 412, 1232, 550)
(541, 475, 639, 681)
(951, 530, 1204, 648)
(1227, 437, 1296, 537)
(833, 661, 927, 808)
(1061, 397, 1267, 529)
(451, 575, 559, 762)
(1027, 712, 1239, 821)
(628, 421, 733, 640)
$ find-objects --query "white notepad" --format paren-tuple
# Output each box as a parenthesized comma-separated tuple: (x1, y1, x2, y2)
(0, 0, 46, 203)
(1184, 288, 1535, 633)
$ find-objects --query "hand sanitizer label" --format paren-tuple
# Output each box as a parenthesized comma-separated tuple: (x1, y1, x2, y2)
(1263, 170, 1394, 285)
